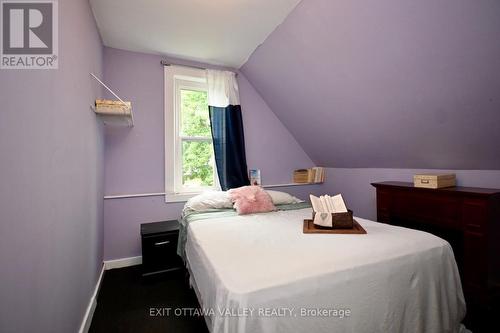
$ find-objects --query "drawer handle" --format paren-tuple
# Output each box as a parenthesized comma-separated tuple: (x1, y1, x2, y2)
(421, 180, 429, 184)
(154, 240, 171, 246)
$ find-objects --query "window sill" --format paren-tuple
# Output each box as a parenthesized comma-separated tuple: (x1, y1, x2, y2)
(165, 192, 200, 203)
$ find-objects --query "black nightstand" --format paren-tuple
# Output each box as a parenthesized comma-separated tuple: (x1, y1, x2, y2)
(140, 220, 183, 276)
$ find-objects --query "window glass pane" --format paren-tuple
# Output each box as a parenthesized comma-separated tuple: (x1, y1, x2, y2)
(180, 89, 210, 137)
(182, 140, 214, 187)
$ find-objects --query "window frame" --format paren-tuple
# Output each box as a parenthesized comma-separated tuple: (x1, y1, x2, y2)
(164, 66, 218, 202)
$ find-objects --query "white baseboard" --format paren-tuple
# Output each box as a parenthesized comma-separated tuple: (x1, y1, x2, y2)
(77, 257, 142, 333)
(79, 264, 105, 333)
(103, 255, 142, 270)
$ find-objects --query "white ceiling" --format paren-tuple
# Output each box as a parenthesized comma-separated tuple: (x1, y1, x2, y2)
(90, 0, 301, 68)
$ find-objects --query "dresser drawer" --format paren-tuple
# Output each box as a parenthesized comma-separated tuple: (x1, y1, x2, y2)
(141, 232, 182, 275)
(461, 199, 488, 232)
(392, 191, 460, 228)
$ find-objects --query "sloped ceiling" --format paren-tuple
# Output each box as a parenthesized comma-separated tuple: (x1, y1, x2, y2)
(90, 0, 301, 67)
(241, 0, 500, 169)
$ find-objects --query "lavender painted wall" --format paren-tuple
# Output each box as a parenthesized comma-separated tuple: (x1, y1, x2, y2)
(102, 47, 318, 260)
(324, 168, 500, 221)
(0, 0, 104, 332)
(241, 0, 500, 169)
(104, 184, 323, 260)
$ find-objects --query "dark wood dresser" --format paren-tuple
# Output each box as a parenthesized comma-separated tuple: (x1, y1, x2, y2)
(372, 181, 500, 332)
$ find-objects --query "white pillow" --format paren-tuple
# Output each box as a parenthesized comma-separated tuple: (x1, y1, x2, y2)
(184, 191, 233, 213)
(265, 190, 303, 205)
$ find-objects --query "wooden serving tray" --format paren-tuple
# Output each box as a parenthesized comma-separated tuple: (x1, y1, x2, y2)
(303, 219, 367, 234)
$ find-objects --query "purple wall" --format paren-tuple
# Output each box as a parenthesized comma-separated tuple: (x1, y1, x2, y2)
(104, 184, 324, 260)
(0, 1, 497, 331)
(102, 47, 319, 260)
(0, 0, 104, 332)
(241, 0, 500, 169)
(324, 168, 500, 221)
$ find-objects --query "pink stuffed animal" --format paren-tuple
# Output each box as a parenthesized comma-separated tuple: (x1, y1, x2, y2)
(228, 185, 276, 215)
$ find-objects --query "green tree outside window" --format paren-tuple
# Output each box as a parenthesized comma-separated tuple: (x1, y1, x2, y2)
(180, 89, 214, 187)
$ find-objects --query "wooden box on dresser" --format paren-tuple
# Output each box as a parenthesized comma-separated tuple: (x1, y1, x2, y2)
(372, 181, 500, 332)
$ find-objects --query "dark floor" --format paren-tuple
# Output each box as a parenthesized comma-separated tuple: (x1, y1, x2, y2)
(89, 266, 209, 333)
(89, 265, 489, 333)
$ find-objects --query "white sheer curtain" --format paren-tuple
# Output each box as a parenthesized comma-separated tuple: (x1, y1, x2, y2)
(206, 70, 240, 107)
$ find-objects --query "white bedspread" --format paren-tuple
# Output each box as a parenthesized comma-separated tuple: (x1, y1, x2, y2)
(185, 208, 467, 333)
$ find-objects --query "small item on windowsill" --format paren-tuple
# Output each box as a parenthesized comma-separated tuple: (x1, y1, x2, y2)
(413, 173, 456, 189)
(249, 169, 261, 186)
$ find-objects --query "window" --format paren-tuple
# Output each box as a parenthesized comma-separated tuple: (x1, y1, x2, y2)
(165, 66, 218, 201)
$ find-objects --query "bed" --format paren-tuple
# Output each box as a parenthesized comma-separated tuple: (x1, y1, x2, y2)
(178, 203, 468, 333)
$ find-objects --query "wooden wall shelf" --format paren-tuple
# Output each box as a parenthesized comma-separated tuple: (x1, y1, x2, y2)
(90, 73, 134, 127)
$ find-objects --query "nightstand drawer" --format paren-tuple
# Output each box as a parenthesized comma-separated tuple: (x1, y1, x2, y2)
(141, 219, 183, 276)
(143, 233, 177, 253)
(141, 231, 182, 276)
